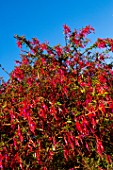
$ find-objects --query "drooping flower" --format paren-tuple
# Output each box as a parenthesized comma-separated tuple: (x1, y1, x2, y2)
(63, 24, 71, 34)
(16, 41, 22, 48)
(54, 46, 63, 56)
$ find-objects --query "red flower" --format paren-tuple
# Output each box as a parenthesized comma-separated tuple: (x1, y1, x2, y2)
(22, 56, 29, 65)
(17, 125, 23, 142)
(17, 41, 22, 48)
(40, 43, 48, 51)
(63, 24, 71, 34)
(96, 38, 106, 48)
(96, 138, 104, 156)
(28, 117, 36, 134)
(32, 38, 39, 45)
(64, 147, 69, 161)
(80, 26, 95, 37)
(72, 38, 79, 46)
(106, 154, 112, 164)
(54, 46, 63, 56)
(76, 122, 82, 133)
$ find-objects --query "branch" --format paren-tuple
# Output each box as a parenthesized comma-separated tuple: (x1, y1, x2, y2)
(0, 64, 10, 76)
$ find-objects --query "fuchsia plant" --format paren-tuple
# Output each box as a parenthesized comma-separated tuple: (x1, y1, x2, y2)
(0, 25, 113, 169)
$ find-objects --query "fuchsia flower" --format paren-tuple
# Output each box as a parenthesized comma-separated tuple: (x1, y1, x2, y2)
(63, 24, 71, 34)
(54, 46, 63, 56)
(76, 122, 82, 133)
(17, 125, 23, 142)
(40, 43, 48, 51)
(32, 38, 39, 45)
(16, 41, 22, 48)
(80, 25, 95, 37)
(22, 56, 29, 65)
(96, 38, 106, 48)
(96, 137, 104, 156)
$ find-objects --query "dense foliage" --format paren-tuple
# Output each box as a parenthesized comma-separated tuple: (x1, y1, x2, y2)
(0, 25, 113, 169)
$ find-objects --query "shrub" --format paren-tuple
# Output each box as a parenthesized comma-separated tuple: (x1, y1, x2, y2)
(0, 25, 113, 169)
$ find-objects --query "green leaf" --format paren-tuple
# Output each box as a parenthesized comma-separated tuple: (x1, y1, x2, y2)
(56, 101, 62, 106)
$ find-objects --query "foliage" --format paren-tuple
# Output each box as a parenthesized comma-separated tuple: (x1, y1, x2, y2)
(0, 25, 113, 170)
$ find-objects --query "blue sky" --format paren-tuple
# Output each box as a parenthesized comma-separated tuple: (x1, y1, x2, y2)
(0, 0, 113, 82)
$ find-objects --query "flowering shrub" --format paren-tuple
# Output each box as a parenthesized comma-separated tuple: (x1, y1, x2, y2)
(0, 25, 113, 169)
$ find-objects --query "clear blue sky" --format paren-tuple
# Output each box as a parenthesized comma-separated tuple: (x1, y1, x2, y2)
(0, 0, 113, 82)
